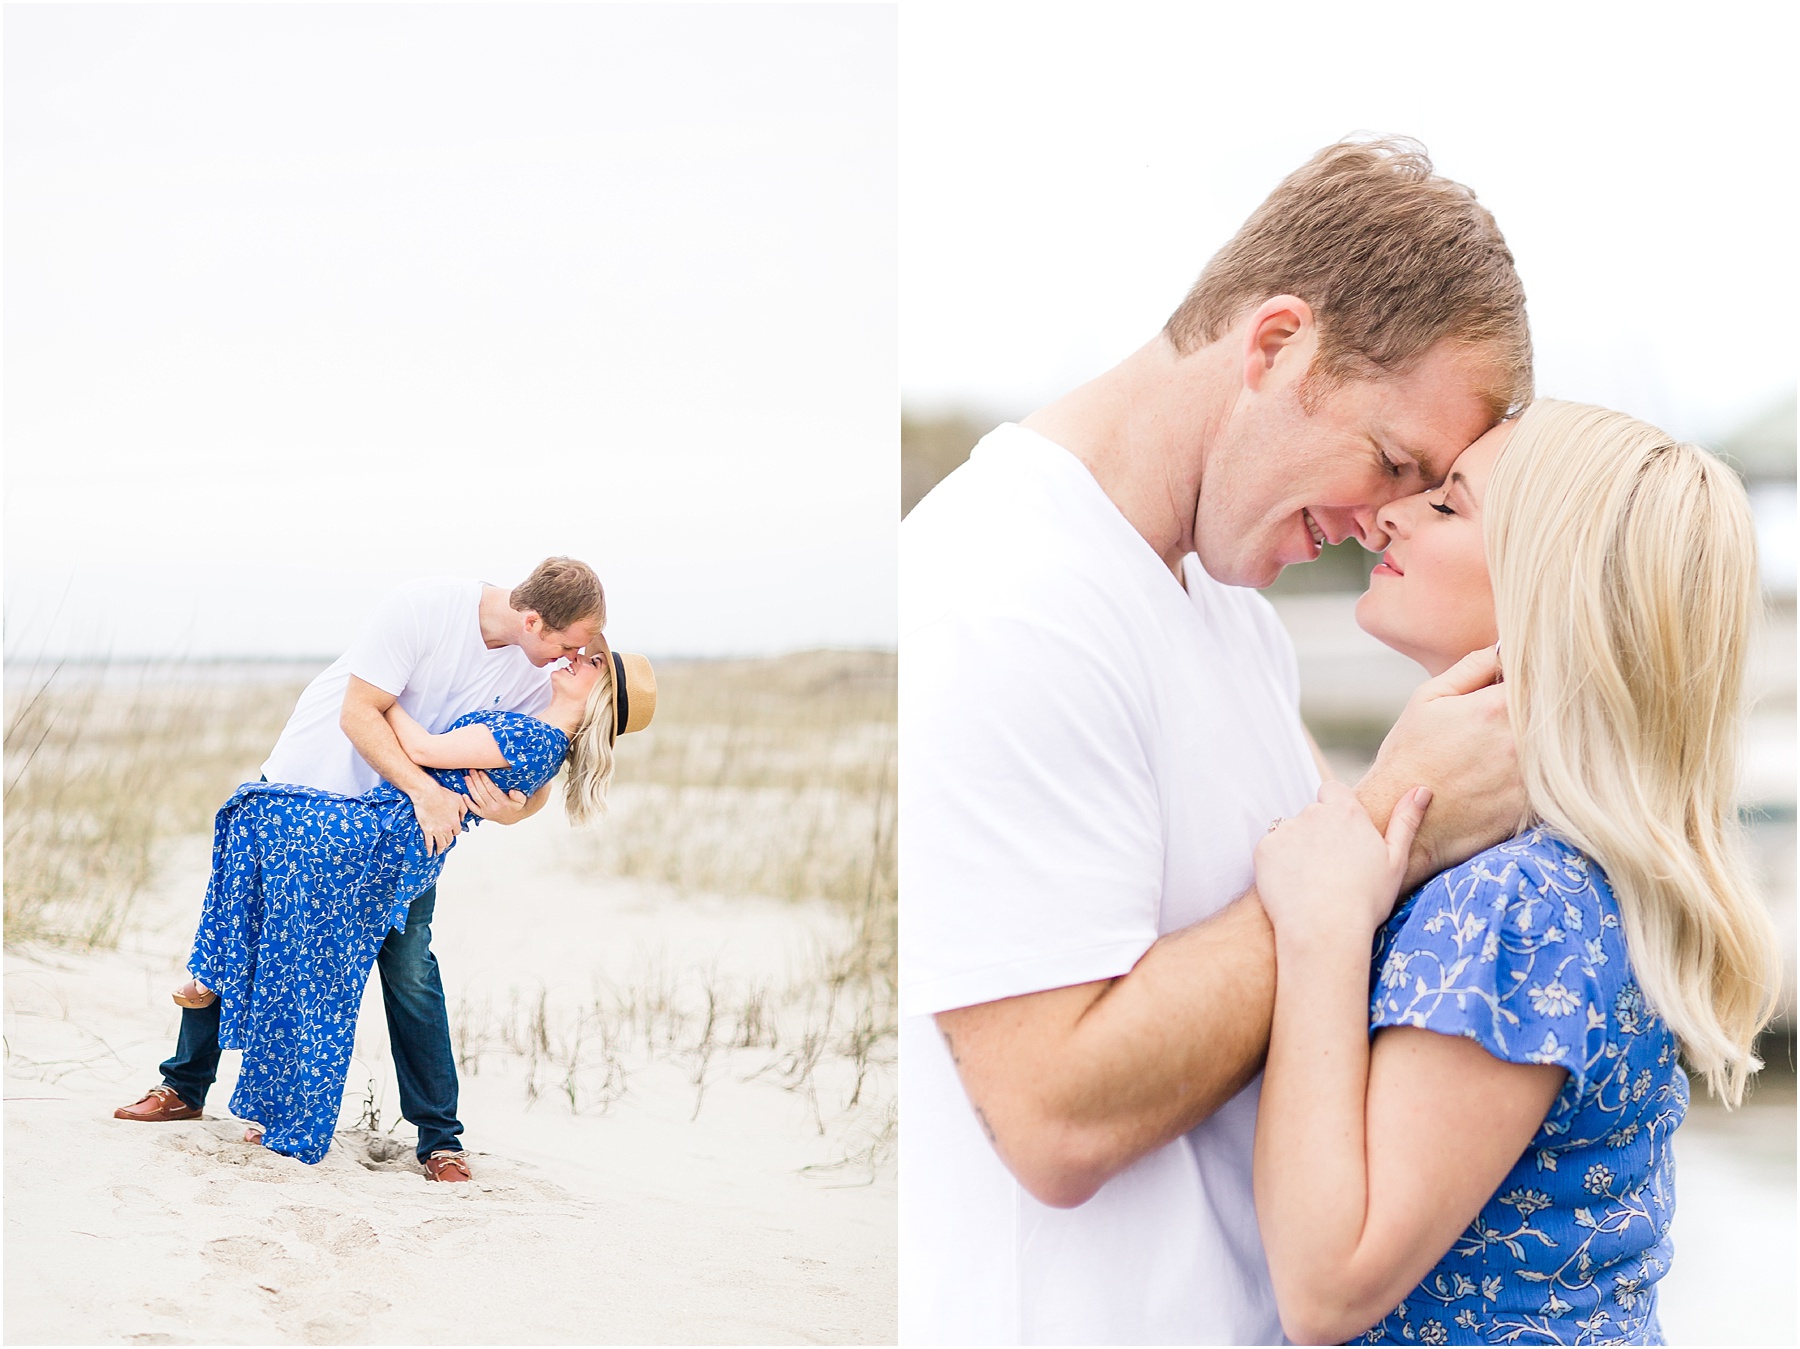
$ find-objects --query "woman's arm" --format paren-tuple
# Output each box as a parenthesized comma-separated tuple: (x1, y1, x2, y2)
(382, 704, 510, 771)
(1258, 968, 1565, 1343)
(1252, 783, 1564, 1345)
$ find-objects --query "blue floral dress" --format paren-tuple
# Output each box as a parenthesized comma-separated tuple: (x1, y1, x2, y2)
(1354, 829, 1683, 1346)
(188, 710, 568, 1164)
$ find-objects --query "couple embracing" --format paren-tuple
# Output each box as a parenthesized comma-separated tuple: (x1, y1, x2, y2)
(900, 141, 1780, 1345)
(115, 557, 654, 1179)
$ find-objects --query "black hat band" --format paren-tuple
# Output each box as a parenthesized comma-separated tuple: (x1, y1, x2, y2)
(611, 651, 629, 739)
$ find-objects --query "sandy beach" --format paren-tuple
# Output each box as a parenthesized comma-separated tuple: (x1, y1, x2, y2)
(5, 803, 896, 1346)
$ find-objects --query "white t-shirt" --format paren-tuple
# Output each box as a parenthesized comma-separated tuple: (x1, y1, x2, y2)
(260, 578, 553, 796)
(899, 424, 1321, 1346)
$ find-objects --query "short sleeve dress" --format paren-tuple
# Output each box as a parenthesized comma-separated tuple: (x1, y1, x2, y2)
(1354, 828, 1684, 1346)
(188, 710, 569, 1164)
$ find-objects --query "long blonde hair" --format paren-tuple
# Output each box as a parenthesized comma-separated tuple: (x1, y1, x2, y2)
(1485, 399, 1780, 1104)
(561, 655, 617, 825)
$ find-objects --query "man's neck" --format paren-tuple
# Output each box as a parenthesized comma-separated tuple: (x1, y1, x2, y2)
(477, 585, 522, 650)
(1019, 335, 1233, 577)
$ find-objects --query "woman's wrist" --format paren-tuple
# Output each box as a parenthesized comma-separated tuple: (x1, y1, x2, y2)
(1271, 910, 1376, 966)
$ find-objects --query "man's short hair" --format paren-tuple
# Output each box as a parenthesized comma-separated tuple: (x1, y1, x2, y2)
(511, 557, 605, 633)
(1164, 137, 1532, 418)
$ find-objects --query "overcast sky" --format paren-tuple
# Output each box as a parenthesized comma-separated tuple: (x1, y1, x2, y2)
(8, 5, 1793, 661)
(6, 4, 897, 660)
(899, 2, 1796, 448)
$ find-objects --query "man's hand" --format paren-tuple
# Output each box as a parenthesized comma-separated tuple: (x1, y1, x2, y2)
(409, 780, 469, 856)
(1355, 645, 1523, 891)
(463, 770, 538, 825)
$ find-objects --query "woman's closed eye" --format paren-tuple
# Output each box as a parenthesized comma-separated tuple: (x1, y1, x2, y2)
(1431, 499, 1456, 516)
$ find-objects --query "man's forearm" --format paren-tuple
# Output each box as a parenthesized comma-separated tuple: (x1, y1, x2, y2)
(342, 700, 442, 798)
(938, 891, 1276, 1207)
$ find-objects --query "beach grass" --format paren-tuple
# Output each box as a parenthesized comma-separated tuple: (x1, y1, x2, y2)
(460, 650, 898, 1163)
(3, 664, 309, 948)
(4, 652, 898, 1160)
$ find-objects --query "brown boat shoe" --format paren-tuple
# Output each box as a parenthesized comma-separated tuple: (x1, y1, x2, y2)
(424, 1150, 473, 1183)
(114, 1085, 202, 1122)
(171, 978, 217, 1009)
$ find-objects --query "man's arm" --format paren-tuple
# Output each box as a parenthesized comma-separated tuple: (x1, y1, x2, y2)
(340, 676, 471, 856)
(377, 700, 548, 827)
(937, 891, 1275, 1208)
(936, 647, 1524, 1209)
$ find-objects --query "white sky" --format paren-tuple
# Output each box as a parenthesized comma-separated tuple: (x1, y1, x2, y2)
(899, 2, 1797, 447)
(5, 4, 897, 661)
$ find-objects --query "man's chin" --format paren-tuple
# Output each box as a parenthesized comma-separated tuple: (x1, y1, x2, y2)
(1192, 547, 1285, 590)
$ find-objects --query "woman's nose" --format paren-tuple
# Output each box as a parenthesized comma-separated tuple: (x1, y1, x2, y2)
(1374, 497, 1412, 546)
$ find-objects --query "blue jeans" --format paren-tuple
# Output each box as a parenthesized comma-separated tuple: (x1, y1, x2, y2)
(160, 883, 463, 1160)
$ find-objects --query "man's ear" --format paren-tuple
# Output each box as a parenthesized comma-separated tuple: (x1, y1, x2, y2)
(520, 610, 543, 636)
(1240, 294, 1315, 394)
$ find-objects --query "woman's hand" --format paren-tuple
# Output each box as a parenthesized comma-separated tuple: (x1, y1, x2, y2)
(1255, 781, 1431, 942)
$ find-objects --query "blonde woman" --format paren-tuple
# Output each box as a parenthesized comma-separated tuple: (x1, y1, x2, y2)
(180, 645, 653, 1164)
(1251, 400, 1780, 1345)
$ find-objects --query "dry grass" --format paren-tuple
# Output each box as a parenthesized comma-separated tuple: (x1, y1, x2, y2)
(582, 650, 896, 981)
(454, 650, 899, 1167)
(5, 652, 899, 1164)
(3, 662, 313, 947)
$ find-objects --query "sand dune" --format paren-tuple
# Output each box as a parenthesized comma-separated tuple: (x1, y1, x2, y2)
(5, 810, 895, 1346)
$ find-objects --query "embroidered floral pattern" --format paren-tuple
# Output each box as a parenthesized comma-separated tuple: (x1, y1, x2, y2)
(1357, 829, 1683, 1346)
(188, 710, 567, 1164)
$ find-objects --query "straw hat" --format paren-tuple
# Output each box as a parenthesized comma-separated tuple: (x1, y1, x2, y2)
(610, 651, 657, 736)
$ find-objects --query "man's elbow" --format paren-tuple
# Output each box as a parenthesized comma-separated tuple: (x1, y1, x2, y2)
(995, 1120, 1122, 1210)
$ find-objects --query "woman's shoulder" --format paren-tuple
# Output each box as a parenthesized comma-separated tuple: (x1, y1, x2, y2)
(463, 709, 568, 754)
(1376, 829, 1633, 1094)
(1416, 828, 1617, 939)
(446, 708, 560, 736)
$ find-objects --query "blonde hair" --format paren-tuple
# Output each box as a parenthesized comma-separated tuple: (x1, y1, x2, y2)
(1486, 399, 1780, 1104)
(1164, 136, 1532, 418)
(561, 655, 617, 825)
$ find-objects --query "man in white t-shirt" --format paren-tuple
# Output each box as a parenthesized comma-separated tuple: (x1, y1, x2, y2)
(902, 140, 1536, 1343)
(115, 557, 603, 1184)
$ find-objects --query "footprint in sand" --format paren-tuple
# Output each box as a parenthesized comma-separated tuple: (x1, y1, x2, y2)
(155, 1126, 304, 1180)
(409, 1215, 485, 1242)
(272, 1204, 381, 1254)
(296, 1314, 365, 1346)
(111, 1184, 180, 1218)
(203, 1234, 327, 1295)
(201, 1235, 288, 1269)
(265, 1288, 392, 1346)
(330, 1129, 424, 1175)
